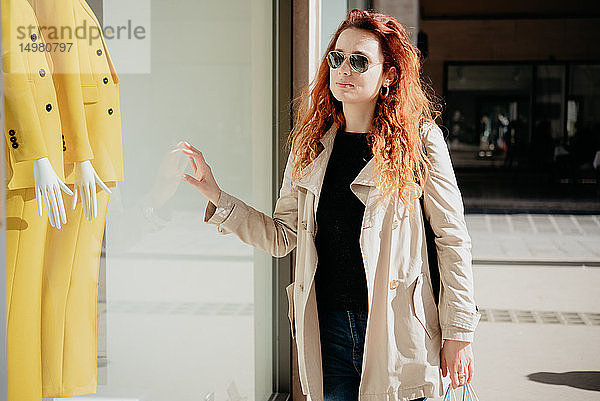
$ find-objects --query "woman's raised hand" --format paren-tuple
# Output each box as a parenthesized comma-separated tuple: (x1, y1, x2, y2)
(181, 141, 222, 205)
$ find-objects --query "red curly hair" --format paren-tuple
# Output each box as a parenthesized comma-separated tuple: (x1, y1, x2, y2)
(286, 8, 443, 213)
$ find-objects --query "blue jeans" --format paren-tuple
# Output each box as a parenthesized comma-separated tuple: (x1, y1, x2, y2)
(318, 310, 427, 401)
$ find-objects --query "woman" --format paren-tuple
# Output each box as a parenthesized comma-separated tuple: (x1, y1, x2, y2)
(182, 9, 481, 401)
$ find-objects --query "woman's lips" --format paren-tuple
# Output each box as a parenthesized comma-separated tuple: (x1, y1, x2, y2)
(336, 82, 354, 88)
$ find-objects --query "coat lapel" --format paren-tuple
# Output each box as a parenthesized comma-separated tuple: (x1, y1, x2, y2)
(293, 123, 337, 198)
(78, 0, 119, 83)
(350, 157, 376, 205)
(293, 121, 378, 206)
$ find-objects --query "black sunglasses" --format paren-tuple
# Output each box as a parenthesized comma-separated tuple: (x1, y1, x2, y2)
(326, 50, 381, 73)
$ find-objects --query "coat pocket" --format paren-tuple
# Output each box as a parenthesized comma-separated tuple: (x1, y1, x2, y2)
(285, 282, 296, 340)
(81, 84, 100, 104)
(412, 272, 440, 339)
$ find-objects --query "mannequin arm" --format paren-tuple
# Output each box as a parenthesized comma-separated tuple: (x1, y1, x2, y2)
(29, 0, 94, 162)
(33, 157, 73, 229)
(72, 160, 112, 221)
(2, 51, 48, 162)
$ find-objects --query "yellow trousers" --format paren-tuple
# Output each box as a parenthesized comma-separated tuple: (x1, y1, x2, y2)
(41, 185, 109, 397)
(6, 188, 47, 401)
(6, 185, 110, 400)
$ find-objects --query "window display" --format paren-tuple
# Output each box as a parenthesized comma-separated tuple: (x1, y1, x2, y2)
(3, 0, 123, 398)
(4, 0, 67, 399)
(3, 0, 273, 399)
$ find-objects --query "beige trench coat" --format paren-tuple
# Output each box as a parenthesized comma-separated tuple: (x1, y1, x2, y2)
(204, 121, 482, 401)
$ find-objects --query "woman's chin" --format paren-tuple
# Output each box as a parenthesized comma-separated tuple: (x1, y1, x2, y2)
(336, 96, 371, 105)
(333, 91, 362, 103)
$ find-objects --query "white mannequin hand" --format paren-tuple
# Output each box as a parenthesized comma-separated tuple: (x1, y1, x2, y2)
(72, 160, 112, 221)
(33, 157, 74, 229)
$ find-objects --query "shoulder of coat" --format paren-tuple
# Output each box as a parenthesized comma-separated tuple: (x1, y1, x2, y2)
(420, 120, 447, 142)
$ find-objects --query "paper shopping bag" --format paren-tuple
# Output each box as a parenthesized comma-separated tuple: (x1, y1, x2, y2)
(443, 382, 481, 401)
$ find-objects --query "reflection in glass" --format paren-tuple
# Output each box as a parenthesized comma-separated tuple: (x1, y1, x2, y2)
(78, 1, 273, 400)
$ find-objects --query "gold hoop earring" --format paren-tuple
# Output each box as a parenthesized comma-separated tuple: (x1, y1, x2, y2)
(380, 85, 389, 99)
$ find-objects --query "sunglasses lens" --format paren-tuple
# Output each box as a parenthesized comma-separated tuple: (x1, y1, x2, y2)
(327, 51, 344, 69)
(349, 54, 369, 73)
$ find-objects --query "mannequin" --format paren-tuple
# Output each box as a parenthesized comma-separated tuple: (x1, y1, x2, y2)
(32, 157, 72, 228)
(70, 159, 112, 220)
(28, 0, 124, 396)
(2, 1, 71, 400)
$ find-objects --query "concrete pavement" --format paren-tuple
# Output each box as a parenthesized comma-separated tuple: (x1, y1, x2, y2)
(467, 213, 600, 264)
(465, 214, 600, 401)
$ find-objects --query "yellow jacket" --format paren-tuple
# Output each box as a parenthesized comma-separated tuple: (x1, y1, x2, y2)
(2, 0, 65, 190)
(29, 0, 124, 184)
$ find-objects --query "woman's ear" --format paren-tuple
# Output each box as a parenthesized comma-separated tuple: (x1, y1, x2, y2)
(384, 66, 398, 87)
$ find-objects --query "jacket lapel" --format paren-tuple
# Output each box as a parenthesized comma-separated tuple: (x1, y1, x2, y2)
(350, 157, 376, 206)
(294, 122, 378, 205)
(78, 0, 120, 83)
(293, 123, 338, 198)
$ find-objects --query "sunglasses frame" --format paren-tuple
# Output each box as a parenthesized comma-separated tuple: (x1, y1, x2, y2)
(326, 50, 381, 73)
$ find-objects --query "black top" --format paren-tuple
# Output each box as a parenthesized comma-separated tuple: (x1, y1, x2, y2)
(314, 128, 373, 312)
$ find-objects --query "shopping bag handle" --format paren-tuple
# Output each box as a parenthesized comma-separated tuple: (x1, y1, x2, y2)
(443, 382, 480, 401)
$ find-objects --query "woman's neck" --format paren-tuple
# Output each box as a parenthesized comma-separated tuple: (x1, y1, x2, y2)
(342, 100, 376, 133)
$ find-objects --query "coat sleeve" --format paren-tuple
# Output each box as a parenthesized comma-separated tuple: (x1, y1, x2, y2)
(30, 0, 94, 163)
(203, 150, 299, 258)
(421, 122, 482, 343)
(2, 51, 48, 162)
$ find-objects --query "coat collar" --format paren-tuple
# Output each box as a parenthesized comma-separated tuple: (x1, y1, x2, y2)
(293, 122, 377, 205)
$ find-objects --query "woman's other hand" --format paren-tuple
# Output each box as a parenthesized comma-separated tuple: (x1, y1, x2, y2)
(440, 339, 474, 389)
(181, 141, 222, 205)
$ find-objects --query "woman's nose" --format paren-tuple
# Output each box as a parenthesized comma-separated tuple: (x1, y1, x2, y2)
(338, 57, 352, 75)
